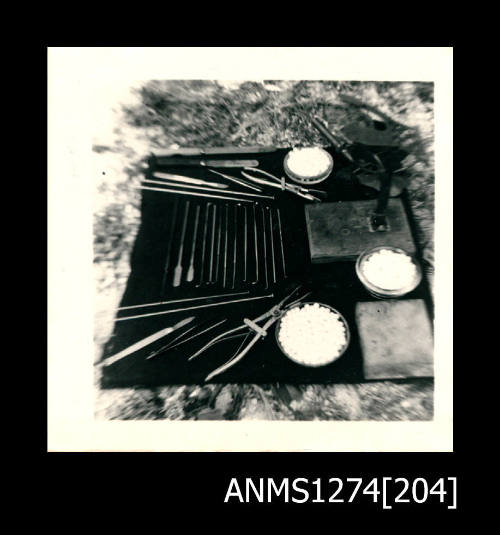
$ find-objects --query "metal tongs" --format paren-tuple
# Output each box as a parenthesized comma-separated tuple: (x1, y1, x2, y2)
(240, 168, 326, 202)
(190, 286, 311, 381)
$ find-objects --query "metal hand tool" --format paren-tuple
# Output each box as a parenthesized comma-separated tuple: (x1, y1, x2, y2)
(173, 201, 190, 287)
(267, 207, 276, 284)
(215, 210, 222, 284)
(276, 208, 286, 278)
(103, 316, 194, 367)
(223, 204, 229, 288)
(118, 290, 249, 311)
(115, 293, 273, 322)
(251, 203, 259, 284)
(160, 198, 179, 295)
(138, 185, 259, 204)
(208, 169, 263, 193)
(143, 180, 275, 200)
(232, 204, 238, 289)
(146, 322, 199, 357)
(310, 115, 355, 163)
(153, 171, 228, 189)
(261, 205, 268, 290)
(241, 168, 326, 202)
(208, 204, 217, 283)
(190, 286, 310, 381)
(152, 146, 277, 158)
(155, 158, 260, 168)
(196, 203, 211, 287)
(147, 318, 227, 359)
(186, 205, 201, 282)
(243, 205, 248, 283)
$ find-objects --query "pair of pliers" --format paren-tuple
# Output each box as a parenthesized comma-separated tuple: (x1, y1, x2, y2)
(189, 286, 311, 381)
(240, 168, 326, 202)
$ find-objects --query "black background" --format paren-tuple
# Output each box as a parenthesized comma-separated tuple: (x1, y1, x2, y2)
(101, 146, 434, 387)
(40, 43, 469, 519)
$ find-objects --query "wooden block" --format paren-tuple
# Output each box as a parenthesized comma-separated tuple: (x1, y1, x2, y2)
(305, 198, 416, 262)
(355, 299, 433, 380)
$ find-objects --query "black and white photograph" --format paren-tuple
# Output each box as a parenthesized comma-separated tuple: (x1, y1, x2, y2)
(47, 48, 452, 451)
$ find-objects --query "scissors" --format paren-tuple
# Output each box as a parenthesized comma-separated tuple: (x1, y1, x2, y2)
(240, 168, 326, 202)
(189, 286, 311, 381)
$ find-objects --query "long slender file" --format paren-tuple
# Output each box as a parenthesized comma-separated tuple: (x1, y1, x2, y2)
(160, 199, 179, 295)
(138, 185, 258, 203)
(115, 294, 274, 322)
(153, 172, 228, 189)
(208, 205, 217, 283)
(186, 205, 201, 282)
(173, 201, 190, 287)
(261, 205, 268, 290)
(103, 316, 195, 366)
(197, 203, 211, 287)
(268, 207, 276, 283)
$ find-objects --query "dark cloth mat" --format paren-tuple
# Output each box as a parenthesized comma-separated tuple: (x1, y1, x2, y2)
(100, 146, 433, 388)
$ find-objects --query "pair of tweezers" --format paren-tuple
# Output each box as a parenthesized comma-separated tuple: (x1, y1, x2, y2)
(146, 318, 227, 359)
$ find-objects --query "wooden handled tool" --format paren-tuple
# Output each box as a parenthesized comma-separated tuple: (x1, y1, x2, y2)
(160, 199, 179, 295)
(103, 316, 195, 366)
(267, 207, 276, 284)
(153, 172, 228, 189)
(208, 204, 217, 283)
(251, 203, 259, 285)
(186, 205, 201, 282)
(276, 208, 286, 278)
(197, 203, 211, 287)
(261, 205, 268, 290)
(173, 201, 190, 287)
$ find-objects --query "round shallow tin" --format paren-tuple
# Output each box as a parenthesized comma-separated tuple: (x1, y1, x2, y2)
(355, 246, 422, 299)
(283, 148, 334, 185)
(275, 301, 350, 367)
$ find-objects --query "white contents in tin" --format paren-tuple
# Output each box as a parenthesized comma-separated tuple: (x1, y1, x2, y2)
(362, 249, 417, 290)
(278, 303, 347, 366)
(286, 147, 331, 178)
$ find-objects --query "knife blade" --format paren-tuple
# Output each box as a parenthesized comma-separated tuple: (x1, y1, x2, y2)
(156, 159, 259, 168)
(153, 171, 228, 189)
(102, 316, 195, 366)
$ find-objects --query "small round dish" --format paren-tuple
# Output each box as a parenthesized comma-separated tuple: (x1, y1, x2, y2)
(283, 147, 334, 185)
(355, 246, 422, 299)
(275, 302, 350, 367)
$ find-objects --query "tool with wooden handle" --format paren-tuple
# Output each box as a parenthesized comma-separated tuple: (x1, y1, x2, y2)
(173, 201, 191, 287)
(143, 179, 275, 200)
(223, 204, 229, 288)
(186, 205, 201, 282)
(197, 203, 211, 287)
(215, 210, 222, 284)
(156, 159, 260, 168)
(243, 205, 248, 283)
(153, 171, 228, 189)
(138, 185, 259, 203)
(267, 206, 276, 284)
(232, 204, 238, 289)
(160, 199, 179, 295)
(261, 205, 268, 290)
(251, 203, 259, 285)
(208, 204, 217, 283)
(152, 146, 277, 159)
(115, 293, 273, 322)
(276, 208, 286, 278)
(208, 169, 263, 192)
(103, 316, 195, 366)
